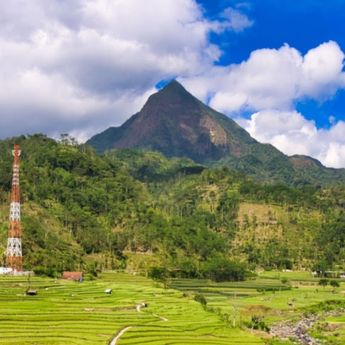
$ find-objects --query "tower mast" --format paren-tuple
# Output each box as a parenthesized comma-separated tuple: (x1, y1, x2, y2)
(6, 144, 23, 272)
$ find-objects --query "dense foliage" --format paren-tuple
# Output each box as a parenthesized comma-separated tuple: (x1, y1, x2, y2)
(0, 135, 344, 279)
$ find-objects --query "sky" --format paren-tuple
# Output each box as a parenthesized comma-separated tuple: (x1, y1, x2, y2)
(0, 0, 345, 168)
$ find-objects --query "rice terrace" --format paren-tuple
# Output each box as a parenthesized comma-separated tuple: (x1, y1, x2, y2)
(1, 271, 345, 345)
(0, 273, 261, 345)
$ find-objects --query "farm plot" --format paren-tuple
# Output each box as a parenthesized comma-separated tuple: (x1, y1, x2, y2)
(169, 275, 345, 325)
(0, 273, 263, 345)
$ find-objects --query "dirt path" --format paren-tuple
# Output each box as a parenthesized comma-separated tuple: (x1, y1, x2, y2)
(153, 313, 169, 322)
(109, 326, 133, 345)
(109, 302, 168, 344)
(109, 303, 143, 345)
(137, 302, 169, 321)
(136, 302, 146, 312)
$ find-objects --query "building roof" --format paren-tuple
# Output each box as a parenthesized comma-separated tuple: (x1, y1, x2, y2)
(0, 267, 13, 274)
(62, 271, 83, 280)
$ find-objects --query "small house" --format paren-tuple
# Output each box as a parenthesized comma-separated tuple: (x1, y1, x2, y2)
(104, 288, 112, 294)
(26, 289, 38, 296)
(0, 267, 13, 275)
(62, 271, 83, 282)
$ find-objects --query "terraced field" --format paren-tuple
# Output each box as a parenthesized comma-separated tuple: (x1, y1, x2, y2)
(2, 272, 345, 345)
(0, 273, 263, 345)
(169, 274, 345, 325)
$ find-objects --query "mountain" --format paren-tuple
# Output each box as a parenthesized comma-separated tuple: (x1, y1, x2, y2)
(87, 80, 345, 185)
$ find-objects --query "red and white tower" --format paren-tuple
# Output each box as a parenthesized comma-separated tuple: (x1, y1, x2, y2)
(6, 144, 23, 272)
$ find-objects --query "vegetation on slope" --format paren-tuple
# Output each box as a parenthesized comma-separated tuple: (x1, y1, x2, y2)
(0, 134, 344, 278)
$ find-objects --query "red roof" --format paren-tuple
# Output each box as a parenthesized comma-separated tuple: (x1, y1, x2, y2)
(62, 272, 83, 281)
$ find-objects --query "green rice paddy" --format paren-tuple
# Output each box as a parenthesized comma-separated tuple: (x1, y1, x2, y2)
(1, 272, 345, 345)
(169, 276, 345, 325)
(0, 273, 263, 345)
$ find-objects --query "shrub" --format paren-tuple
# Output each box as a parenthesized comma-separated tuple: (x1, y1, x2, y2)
(247, 315, 270, 332)
(194, 293, 207, 306)
(148, 266, 169, 281)
(319, 278, 329, 287)
(281, 278, 289, 284)
(330, 280, 340, 288)
(33, 265, 58, 278)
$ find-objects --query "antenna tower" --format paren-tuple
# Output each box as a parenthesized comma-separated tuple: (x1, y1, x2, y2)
(6, 144, 23, 272)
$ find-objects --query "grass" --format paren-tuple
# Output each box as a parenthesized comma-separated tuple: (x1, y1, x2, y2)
(0, 273, 263, 345)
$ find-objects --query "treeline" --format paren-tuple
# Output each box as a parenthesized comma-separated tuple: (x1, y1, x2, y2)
(0, 134, 344, 280)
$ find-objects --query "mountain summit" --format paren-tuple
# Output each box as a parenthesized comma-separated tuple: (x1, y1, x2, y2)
(88, 80, 257, 161)
(87, 80, 345, 185)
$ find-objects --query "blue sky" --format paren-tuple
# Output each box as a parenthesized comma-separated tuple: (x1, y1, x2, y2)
(198, 0, 345, 128)
(0, 0, 344, 167)
(201, 0, 345, 60)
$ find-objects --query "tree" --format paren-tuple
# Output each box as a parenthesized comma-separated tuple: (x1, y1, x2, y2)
(148, 267, 170, 288)
(319, 279, 329, 287)
(330, 280, 340, 288)
(194, 293, 207, 307)
(202, 256, 247, 282)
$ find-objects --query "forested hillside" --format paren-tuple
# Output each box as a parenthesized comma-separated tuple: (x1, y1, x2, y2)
(0, 135, 344, 279)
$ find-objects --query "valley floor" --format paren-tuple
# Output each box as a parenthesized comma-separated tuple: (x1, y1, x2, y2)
(0, 272, 345, 345)
(0, 272, 262, 345)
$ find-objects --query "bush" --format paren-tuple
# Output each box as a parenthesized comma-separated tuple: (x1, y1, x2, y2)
(281, 278, 289, 284)
(33, 265, 58, 278)
(330, 280, 340, 288)
(319, 278, 329, 287)
(148, 267, 169, 281)
(247, 315, 270, 332)
(194, 293, 207, 306)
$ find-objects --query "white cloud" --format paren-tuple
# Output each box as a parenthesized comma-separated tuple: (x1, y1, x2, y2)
(183, 41, 345, 113)
(300, 42, 345, 98)
(220, 7, 254, 32)
(1, 0, 251, 140)
(239, 110, 345, 168)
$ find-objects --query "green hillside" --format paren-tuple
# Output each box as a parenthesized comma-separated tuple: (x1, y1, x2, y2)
(0, 135, 344, 278)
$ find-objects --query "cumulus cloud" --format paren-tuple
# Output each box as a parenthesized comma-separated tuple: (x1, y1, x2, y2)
(1, 0, 250, 140)
(183, 41, 345, 112)
(238, 110, 345, 168)
(216, 7, 254, 32)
